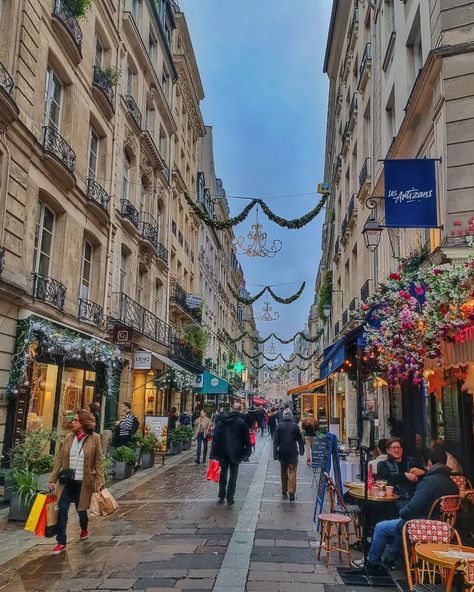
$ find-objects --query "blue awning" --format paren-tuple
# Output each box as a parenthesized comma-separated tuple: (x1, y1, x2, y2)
(319, 338, 345, 379)
(195, 370, 230, 394)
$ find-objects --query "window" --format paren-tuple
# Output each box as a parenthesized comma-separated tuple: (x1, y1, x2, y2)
(162, 67, 170, 99)
(44, 67, 62, 130)
(120, 250, 127, 293)
(154, 280, 161, 317)
(136, 269, 145, 304)
(148, 31, 157, 64)
(131, 0, 138, 20)
(386, 87, 396, 147)
(145, 106, 155, 135)
(80, 240, 93, 299)
(126, 66, 134, 96)
(159, 127, 167, 160)
(95, 38, 103, 68)
(140, 181, 146, 216)
(407, 12, 423, 82)
(33, 202, 55, 276)
(122, 153, 131, 201)
(88, 127, 99, 180)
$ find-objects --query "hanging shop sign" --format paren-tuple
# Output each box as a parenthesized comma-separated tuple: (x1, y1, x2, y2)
(134, 351, 152, 370)
(384, 158, 438, 228)
(455, 324, 474, 345)
(194, 374, 204, 388)
(185, 295, 203, 310)
(113, 324, 133, 352)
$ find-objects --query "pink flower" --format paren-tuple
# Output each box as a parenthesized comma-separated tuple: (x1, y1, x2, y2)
(389, 273, 401, 281)
(399, 291, 411, 300)
(415, 286, 424, 296)
(433, 268, 442, 275)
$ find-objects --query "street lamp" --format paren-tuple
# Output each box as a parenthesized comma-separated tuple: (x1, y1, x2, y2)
(323, 304, 332, 319)
(362, 217, 383, 252)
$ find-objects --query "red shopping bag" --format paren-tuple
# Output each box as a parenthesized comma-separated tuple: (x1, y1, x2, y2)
(34, 505, 47, 537)
(249, 430, 256, 446)
(206, 460, 220, 483)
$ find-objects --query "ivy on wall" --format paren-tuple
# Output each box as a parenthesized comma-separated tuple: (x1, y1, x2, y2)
(317, 271, 333, 320)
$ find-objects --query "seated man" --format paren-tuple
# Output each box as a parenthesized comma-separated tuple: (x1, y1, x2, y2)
(376, 437, 423, 501)
(353, 447, 459, 571)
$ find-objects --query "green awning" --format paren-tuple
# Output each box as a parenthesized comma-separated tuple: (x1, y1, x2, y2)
(195, 370, 230, 394)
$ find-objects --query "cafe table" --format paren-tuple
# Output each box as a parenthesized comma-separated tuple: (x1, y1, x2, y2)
(344, 483, 400, 502)
(415, 543, 474, 591)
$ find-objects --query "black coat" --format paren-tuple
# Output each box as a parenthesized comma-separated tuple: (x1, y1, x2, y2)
(376, 455, 418, 497)
(399, 464, 459, 521)
(273, 418, 304, 465)
(211, 411, 252, 465)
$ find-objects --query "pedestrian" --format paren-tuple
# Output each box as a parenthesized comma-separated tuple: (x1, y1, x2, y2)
(276, 405, 286, 424)
(301, 409, 318, 465)
(167, 406, 179, 450)
(210, 402, 252, 505)
(194, 409, 211, 464)
(179, 409, 191, 426)
(48, 409, 105, 555)
(88, 402, 100, 434)
(192, 406, 201, 425)
(114, 401, 139, 447)
(273, 408, 304, 501)
(268, 407, 277, 439)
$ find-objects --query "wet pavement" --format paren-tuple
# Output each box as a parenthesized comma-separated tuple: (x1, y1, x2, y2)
(0, 436, 357, 591)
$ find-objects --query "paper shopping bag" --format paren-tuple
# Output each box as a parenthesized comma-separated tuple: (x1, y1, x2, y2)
(98, 488, 118, 516)
(24, 493, 47, 533)
(90, 492, 101, 517)
(45, 494, 58, 538)
(34, 505, 47, 537)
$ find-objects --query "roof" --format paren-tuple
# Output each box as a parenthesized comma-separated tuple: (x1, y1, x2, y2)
(323, 0, 340, 74)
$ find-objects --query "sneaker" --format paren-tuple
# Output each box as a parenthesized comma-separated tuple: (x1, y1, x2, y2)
(282, 492, 288, 498)
(80, 529, 89, 541)
(227, 499, 235, 506)
(51, 544, 66, 555)
(306, 459, 311, 465)
(289, 493, 295, 502)
(383, 558, 397, 571)
(351, 558, 365, 569)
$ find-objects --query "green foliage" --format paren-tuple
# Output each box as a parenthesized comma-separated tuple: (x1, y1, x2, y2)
(223, 328, 323, 345)
(131, 433, 144, 446)
(30, 454, 54, 475)
(103, 453, 114, 485)
(141, 434, 158, 454)
(178, 426, 194, 441)
(112, 445, 137, 465)
(10, 429, 59, 473)
(317, 271, 333, 321)
(102, 66, 121, 86)
(397, 245, 430, 274)
(169, 429, 184, 444)
(67, 0, 93, 18)
(11, 468, 38, 507)
(183, 325, 210, 353)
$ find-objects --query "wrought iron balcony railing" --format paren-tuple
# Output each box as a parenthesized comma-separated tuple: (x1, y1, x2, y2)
(157, 242, 168, 265)
(93, 65, 115, 106)
(0, 247, 5, 275)
(171, 338, 203, 370)
(342, 193, 358, 237)
(43, 126, 76, 173)
(170, 284, 202, 323)
(86, 178, 110, 212)
(116, 292, 172, 347)
(120, 199, 140, 229)
(52, 0, 83, 49)
(0, 62, 14, 96)
(359, 43, 372, 78)
(349, 297, 358, 312)
(32, 273, 66, 310)
(139, 220, 158, 248)
(360, 279, 371, 302)
(359, 157, 371, 188)
(78, 298, 103, 325)
(125, 95, 142, 129)
(342, 309, 349, 327)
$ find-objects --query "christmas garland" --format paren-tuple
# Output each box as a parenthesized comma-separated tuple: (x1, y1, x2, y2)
(223, 328, 323, 345)
(228, 282, 306, 305)
(183, 192, 328, 230)
(250, 362, 313, 372)
(243, 349, 318, 363)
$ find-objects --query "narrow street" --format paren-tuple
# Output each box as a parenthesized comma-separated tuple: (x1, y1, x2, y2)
(0, 437, 342, 592)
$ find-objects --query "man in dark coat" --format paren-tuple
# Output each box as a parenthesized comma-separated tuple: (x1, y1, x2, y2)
(376, 437, 422, 500)
(210, 403, 252, 506)
(273, 408, 304, 501)
(353, 447, 459, 571)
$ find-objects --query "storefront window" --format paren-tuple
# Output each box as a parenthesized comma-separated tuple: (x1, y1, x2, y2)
(27, 363, 58, 433)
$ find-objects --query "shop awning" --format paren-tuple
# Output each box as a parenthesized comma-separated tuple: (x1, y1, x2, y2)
(195, 370, 230, 394)
(287, 378, 326, 396)
(425, 330, 474, 370)
(319, 338, 346, 379)
(153, 352, 193, 373)
(253, 397, 270, 405)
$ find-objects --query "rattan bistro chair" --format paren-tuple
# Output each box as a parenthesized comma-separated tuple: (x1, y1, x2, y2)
(324, 471, 362, 545)
(427, 495, 462, 527)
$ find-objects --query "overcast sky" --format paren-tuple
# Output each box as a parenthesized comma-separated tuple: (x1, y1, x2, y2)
(180, 0, 332, 352)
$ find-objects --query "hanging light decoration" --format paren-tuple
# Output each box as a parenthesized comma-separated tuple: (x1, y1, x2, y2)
(256, 296, 279, 322)
(234, 206, 282, 258)
(265, 338, 279, 355)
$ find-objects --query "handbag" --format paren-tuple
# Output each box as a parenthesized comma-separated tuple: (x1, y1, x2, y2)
(58, 437, 87, 484)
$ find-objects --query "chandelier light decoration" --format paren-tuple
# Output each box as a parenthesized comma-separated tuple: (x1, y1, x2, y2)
(256, 296, 279, 322)
(265, 339, 279, 356)
(234, 207, 282, 258)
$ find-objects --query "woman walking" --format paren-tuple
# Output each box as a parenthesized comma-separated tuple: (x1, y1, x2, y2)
(301, 410, 318, 465)
(49, 409, 104, 555)
(194, 409, 211, 464)
(273, 408, 304, 501)
(268, 408, 277, 439)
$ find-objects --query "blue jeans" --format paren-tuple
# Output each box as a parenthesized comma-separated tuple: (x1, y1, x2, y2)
(57, 480, 88, 545)
(368, 518, 403, 564)
(196, 433, 208, 462)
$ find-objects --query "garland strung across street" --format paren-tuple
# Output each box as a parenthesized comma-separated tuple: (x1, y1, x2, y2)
(223, 328, 323, 345)
(183, 192, 328, 230)
(228, 282, 306, 306)
(250, 362, 313, 372)
(243, 349, 318, 362)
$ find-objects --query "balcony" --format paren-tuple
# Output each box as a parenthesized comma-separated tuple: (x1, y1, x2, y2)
(349, 297, 359, 312)
(334, 236, 341, 261)
(341, 193, 358, 240)
(0, 246, 5, 275)
(141, 128, 168, 173)
(341, 121, 350, 156)
(156, 242, 169, 266)
(170, 284, 202, 324)
(171, 338, 203, 373)
(32, 273, 66, 310)
(0, 62, 19, 124)
(360, 279, 371, 302)
(86, 178, 110, 215)
(335, 83, 343, 117)
(120, 199, 140, 231)
(348, 93, 358, 132)
(125, 95, 142, 129)
(42, 126, 76, 188)
(341, 44, 352, 83)
(335, 321, 341, 336)
(359, 43, 372, 92)
(78, 298, 103, 325)
(348, 8, 359, 50)
(115, 292, 172, 347)
(92, 66, 115, 119)
(358, 157, 371, 197)
(342, 309, 349, 327)
(333, 154, 343, 184)
(51, 0, 83, 64)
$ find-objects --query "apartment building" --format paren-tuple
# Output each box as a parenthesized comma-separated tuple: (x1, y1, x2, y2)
(318, 0, 474, 443)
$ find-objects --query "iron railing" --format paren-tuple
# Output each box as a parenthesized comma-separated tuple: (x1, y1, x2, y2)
(43, 126, 76, 173)
(32, 273, 66, 310)
(342, 194, 357, 237)
(342, 121, 350, 146)
(359, 43, 372, 78)
(0, 62, 14, 96)
(171, 338, 203, 370)
(93, 65, 115, 106)
(125, 95, 142, 129)
(359, 157, 371, 187)
(52, 0, 83, 49)
(349, 297, 359, 312)
(120, 199, 140, 229)
(0, 247, 5, 275)
(157, 242, 168, 265)
(170, 284, 202, 323)
(139, 212, 159, 249)
(342, 309, 349, 327)
(335, 321, 341, 336)
(116, 292, 172, 347)
(360, 279, 371, 302)
(86, 178, 110, 212)
(78, 298, 103, 325)
(348, 93, 358, 123)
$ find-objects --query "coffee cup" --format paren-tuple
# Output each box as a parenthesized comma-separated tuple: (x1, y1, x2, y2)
(386, 486, 394, 496)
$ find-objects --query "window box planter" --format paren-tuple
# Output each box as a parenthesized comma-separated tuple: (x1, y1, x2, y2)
(9, 492, 36, 522)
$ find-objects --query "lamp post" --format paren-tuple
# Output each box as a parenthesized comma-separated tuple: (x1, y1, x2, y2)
(362, 217, 383, 252)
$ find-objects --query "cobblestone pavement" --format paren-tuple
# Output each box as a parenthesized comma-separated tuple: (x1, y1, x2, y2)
(0, 436, 361, 592)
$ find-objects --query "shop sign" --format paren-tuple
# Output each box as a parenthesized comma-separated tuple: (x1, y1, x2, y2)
(113, 324, 132, 351)
(145, 416, 168, 452)
(194, 374, 204, 388)
(185, 295, 202, 309)
(384, 158, 438, 228)
(134, 351, 152, 370)
(455, 324, 474, 344)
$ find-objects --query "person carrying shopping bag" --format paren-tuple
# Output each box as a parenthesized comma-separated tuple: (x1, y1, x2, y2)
(48, 408, 104, 555)
(194, 410, 211, 464)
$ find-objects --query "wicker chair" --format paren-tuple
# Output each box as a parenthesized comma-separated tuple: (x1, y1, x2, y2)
(450, 474, 472, 491)
(323, 471, 362, 544)
(464, 558, 474, 592)
(402, 519, 461, 592)
(427, 495, 462, 527)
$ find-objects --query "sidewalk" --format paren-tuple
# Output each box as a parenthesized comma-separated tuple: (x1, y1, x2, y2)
(0, 436, 368, 592)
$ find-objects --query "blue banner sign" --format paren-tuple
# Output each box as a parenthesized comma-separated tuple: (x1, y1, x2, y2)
(384, 159, 438, 228)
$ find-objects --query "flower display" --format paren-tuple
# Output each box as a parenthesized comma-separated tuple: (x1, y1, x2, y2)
(155, 368, 195, 391)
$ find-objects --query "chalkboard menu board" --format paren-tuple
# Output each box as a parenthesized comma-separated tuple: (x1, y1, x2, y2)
(311, 437, 327, 469)
(313, 433, 343, 524)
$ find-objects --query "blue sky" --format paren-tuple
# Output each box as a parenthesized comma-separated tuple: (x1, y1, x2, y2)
(180, 0, 332, 350)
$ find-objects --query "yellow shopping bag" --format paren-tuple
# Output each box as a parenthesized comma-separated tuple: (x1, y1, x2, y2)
(24, 493, 47, 533)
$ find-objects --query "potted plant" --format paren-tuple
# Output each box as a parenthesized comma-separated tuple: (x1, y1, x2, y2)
(30, 454, 55, 492)
(131, 433, 143, 464)
(141, 434, 157, 469)
(169, 430, 183, 456)
(9, 468, 38, 522)
(112, 446, 136, 480)
(180, 426, 194, 451)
